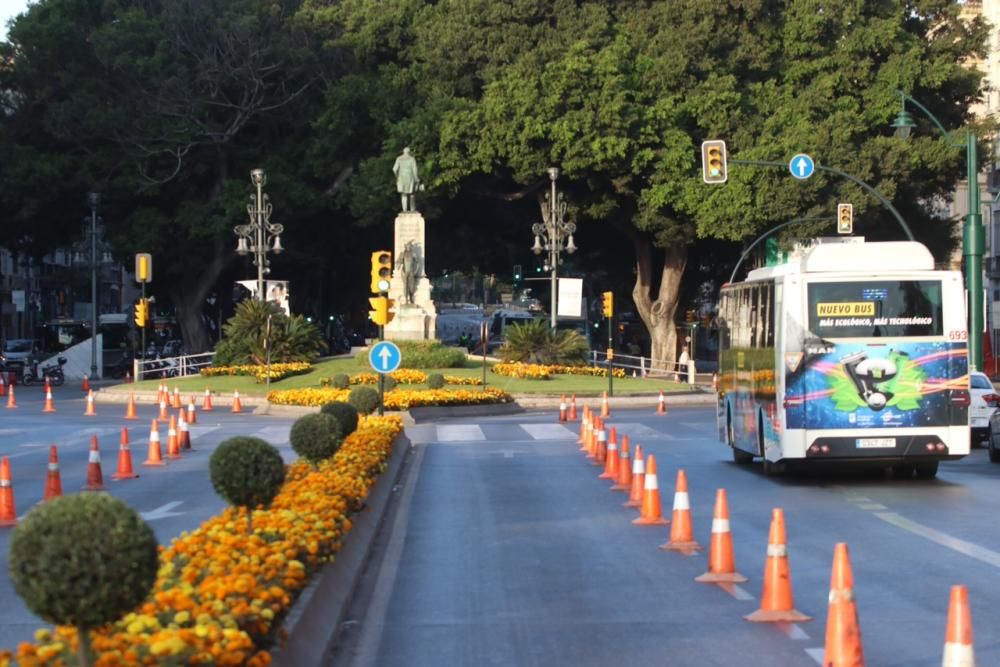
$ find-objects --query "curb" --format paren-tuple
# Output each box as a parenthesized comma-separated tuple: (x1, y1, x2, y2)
(271, 431, 411, 667)
(408, 401, 524, 423)
(92, 389, 266, 408)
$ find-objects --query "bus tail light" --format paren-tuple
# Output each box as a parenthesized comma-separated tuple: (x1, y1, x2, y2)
(950, 390, 971, 407)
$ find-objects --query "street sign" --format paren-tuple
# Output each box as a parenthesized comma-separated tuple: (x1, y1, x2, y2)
(369, 341, 402, 374)
(789, 153, 815, 180)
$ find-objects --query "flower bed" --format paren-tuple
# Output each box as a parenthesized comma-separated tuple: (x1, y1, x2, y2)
(491, 362, 628, 380)
(267, 387, 511, 409)
(348, 370, 482, 386)
(1, 415, 404, 667)
(201, 363, 313, 383)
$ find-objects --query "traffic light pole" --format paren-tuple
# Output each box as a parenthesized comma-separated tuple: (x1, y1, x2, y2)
(378, 323, 385, 416)
(607, 314, 614, 397)
(140, 283, 146, 381)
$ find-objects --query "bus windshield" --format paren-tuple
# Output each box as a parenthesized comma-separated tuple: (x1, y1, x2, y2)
(807, 280, 942, 338)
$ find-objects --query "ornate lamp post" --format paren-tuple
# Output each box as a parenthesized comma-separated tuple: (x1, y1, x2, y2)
(233, 169, 284, 301)
(892, 91, 984, 370)
(76, 194, 112, 379)
(531, 167, 577, 330)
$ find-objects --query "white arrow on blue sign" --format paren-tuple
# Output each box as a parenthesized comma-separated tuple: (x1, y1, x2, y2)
(369, 341, 402, 374)
(789, 153, 815, 180)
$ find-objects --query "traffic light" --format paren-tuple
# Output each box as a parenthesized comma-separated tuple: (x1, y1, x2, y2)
(513, 264, 522, 282)
(134, 253, 152, 283)
(701, 139, 728, 184)
(601, 291, 614, 318)
(837, 203, 853, 235)
(370, 250, 392, 293)
(134, 298, 148, 328)
(369, 296, 395, 326)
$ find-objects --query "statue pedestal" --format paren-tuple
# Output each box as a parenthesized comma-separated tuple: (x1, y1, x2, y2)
(384, 212, 436, 340)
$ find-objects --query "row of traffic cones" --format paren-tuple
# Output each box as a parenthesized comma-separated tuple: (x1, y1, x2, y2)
(558, 390, 670, 424)
(20, 386, 236, 416)
(573, 403, 975, 664)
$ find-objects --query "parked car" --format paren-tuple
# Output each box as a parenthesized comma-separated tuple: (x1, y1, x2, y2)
(970, 371, 999, 448)
(0, 339, 37, 370)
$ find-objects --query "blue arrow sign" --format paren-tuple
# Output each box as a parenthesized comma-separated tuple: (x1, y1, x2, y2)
(789, 153, 815, 180)
(369, 341, 402, 374)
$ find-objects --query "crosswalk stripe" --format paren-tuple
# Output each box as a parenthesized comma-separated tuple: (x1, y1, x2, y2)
(436, 425, 486, 441)
(520, 424, 577, 440)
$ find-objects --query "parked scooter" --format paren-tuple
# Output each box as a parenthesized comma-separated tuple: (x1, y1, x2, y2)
(22, 357, 67, 387)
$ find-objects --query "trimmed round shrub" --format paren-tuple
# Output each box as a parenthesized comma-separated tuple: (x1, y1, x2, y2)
(332, 373, 351, 389)
(9, 493, 158, 660)
(426, 373, 446, 389)
(290, 413, 343, 465)
(320, 401, 359, 436)
(348, 385, 380, 415)
(209, 436, 286, 530)
(383, 375, 398, 392)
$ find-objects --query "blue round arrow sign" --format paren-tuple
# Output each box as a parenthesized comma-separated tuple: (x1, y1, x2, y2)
(789, 153, 815, 180)
(369, 341, 402, 374)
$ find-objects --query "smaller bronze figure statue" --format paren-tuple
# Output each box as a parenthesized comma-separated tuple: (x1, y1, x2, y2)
(398, 241, 420, 305)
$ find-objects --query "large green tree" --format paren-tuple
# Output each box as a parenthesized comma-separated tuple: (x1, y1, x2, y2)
(315, 0, 989, 365)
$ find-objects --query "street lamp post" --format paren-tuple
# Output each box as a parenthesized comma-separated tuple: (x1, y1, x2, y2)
(531, 167, 577, 330)
(87, 193, 100, 380)
(892, 91, 984, 370)
(233, 169, 284, 301)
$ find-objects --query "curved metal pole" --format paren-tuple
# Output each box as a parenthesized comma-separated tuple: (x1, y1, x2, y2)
(728, 216, 834, 284)
(895, 90, 964, 148)
(730, 159, 914, 241)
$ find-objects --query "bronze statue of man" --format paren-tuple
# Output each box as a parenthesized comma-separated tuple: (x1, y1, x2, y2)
(398, 241, 420, 304)
(393, 147, 420, 212)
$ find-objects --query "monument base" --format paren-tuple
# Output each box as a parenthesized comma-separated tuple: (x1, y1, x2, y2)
(385, 303, 435, 340)
(383, 212, 437, 341)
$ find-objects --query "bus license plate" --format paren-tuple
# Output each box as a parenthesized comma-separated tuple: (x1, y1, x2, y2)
(856, 438, 895, 449)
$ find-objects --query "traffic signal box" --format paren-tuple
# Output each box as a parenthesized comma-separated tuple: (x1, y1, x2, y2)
(701, 140, 728, 184)
(370, 250, 392, 294)
(602, 291, 614, 318)
(837, 203, 853, 235)
(134, 299, 149, 328)
(369, 296, 395, 326)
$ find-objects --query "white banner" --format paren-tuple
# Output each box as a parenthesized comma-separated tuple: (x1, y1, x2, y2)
(11, 290, 24, 313)
(556, 278, 583, 317)
(266, 280, 290, 315)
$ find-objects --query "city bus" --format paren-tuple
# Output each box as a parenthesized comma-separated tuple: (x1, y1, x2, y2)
(716, 237, 969, 479)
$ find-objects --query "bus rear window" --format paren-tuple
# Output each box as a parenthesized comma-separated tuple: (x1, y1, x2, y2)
(807, 280, 942, 338)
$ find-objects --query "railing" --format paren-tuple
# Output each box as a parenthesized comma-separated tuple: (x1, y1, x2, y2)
(134, 351, 215, 381)
(588, 351, 708, 385)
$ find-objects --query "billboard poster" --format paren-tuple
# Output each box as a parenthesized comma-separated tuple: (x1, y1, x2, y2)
(266, 280, 290, 315)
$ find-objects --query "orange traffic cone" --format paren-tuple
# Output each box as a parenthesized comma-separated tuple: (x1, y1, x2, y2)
(43, 445, 62, 501)
(633, 455, 669, 525)
(592, 421, 607, 466)
(232, 389, 243, 413)
(745, 508, 811, 623)
(577, 411, 586, 446)
(696, 489, 747, 583)
(601, 391, 610, 418)
(625, 444, 644, 507)
(0, 374, 6, 397)
(124, 392, 137, 420)
(611, 435, 631, 491)
(166, 415, 181, 459)
(84, 390, 96, 416)
(661, 469, 702, 553)
(83, 435, 105, 491)
(656, 390, 667, 415)
(42, 387, 56, 413)
(179, 411, 192, 450)
(0, 456, 17, 526)
(600, 428, 619, 480)
(823, 543, 864, 667)
(171, 387, 181, 409)
(112, 427, 138, 480)
(158, 398, 168, 421)
(559, 395, 567, 422)
(569, 394, 578, 421)
(82, 374, 90, 393)
(581, 411, 593, 452)
(186, 398, 197, 424)
(202, 387, 214, 411)
(942, 585, 975, 667)
(124, 371, 132, 384)
(6, 385, 16, 409)
(144, 419, 164, 467)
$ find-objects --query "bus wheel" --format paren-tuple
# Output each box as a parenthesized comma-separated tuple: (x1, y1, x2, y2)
(762, 458, 784, 476)
(732, 447, 754, 464)
(914, 462, 939, 479)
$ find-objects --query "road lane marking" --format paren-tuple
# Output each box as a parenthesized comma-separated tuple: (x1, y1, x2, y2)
(490, 450, 515, 458)
(403, 425, 436, 444)
(856, 503, 887, 511)
(140, 501, 185, 521)
(874, 511, 1000, 568)
(805, 647, 824, 664)
(520, 424, 576, 440)
(777, 623, 810, 640)
(436, 425, 485, 441)
(717, 582, 754, 600)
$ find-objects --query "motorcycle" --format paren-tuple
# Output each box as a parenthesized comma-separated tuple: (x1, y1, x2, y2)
(22, 357, 67, 387)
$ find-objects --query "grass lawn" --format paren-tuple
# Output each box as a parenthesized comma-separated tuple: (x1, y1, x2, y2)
(104, 355, 695, 397)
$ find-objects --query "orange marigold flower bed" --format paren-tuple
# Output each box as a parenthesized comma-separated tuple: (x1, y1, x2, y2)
(3, 416, 404, 666)
(267, 387, 511, 408)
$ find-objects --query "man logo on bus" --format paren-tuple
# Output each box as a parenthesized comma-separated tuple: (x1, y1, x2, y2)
(841, 351, 897, 411)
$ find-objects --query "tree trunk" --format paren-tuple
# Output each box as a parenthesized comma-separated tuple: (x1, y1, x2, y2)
(630, 234, 687, 374)
(169, 236, 229, 353)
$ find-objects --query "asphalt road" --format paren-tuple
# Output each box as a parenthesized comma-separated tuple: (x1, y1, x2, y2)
(0, 383, 298, 651)
(332, 406, 1000, 667)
